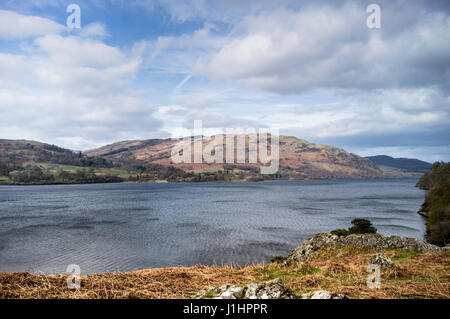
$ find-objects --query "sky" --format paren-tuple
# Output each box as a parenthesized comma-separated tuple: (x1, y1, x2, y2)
(0, 0, 449, 162)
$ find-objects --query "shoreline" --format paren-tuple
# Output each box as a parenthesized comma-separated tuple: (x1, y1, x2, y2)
(0, 176, 420, 187)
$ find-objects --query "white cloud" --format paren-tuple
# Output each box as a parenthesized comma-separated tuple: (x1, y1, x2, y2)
(34, 35, 128, 68)
(0, 53, 29, 84)
(141, 23, 227, 75)
(206, 4, 450, 94)
(0, 19, 161, 150)
(0, 10, 65, 39)
(79, 22, 109, 38)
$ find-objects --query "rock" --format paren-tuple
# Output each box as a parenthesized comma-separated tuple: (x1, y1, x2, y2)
(217, 286, 245, 299)
(284, 233, 339, 264)
(194, 285, 244, 299)
(301, 290, 347, 299)
(194, 278, 296, 299)
(245, 278, 296, 299)
(337, 234, 441, 252)
(417, 210, 429, 218)
(286, 233, 442, 263)
(370, 253, 396, 269)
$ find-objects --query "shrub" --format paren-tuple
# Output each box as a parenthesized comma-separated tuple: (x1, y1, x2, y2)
(331, 218, 377, 237)
(348, 218, 377, 234)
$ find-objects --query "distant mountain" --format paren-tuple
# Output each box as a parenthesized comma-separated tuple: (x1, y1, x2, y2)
(366, 155, 432, 173)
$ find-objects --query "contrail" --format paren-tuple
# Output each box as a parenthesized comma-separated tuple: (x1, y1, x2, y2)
(173, 74, 193, 93)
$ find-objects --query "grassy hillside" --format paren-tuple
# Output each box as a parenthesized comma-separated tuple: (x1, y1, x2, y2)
(1, 246, 448, 299)
(85, 135, 384, 180)
(416, 162, 450, 246)
(0, 139, 125, 185)
(1, 136, 387, 184)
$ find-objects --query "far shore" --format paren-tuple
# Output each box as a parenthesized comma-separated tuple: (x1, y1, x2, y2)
(0, 176, 421, 187)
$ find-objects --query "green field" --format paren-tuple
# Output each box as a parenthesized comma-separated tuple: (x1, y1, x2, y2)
(43, 163, 89, 172)
(0, 176, 11, 184)
(40, 163, 134, 178)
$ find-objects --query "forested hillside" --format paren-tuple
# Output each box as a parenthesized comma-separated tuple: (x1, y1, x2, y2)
(416, 162, 450, 246)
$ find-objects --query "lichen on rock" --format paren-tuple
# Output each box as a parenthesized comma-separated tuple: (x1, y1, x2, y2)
(193, 278, 295, 299)
(245, 278, 296, 299)
(301, 290, 347, 299)
(193, 285, 245, 299)
(370, 253, 396, 269)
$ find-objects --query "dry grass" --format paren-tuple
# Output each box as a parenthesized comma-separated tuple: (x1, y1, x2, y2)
(1, 248, 449, 299)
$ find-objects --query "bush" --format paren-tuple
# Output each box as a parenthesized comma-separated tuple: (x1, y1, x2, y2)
(10, 166, 55, 184)
(348, 218, 377, 234)
(331, 218, 377, 237)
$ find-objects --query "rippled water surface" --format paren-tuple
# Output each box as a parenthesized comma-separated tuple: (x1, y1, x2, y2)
(0, 179, 426, 274)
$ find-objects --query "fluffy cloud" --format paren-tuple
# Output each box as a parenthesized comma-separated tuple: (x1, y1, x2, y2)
(207, 4, 450, 94)
(0, 11, 161, 150)
(0, 10, 65, 39)
(79, 23, 109, 38)
(32, 34, 142, 96)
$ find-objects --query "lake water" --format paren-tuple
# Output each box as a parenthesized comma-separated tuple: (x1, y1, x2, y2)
(0, 179, 426, 274)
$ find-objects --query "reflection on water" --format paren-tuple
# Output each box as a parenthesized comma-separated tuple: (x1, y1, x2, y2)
(0, 179, 426, 274)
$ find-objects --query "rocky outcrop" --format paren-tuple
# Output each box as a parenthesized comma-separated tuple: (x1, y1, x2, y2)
(286, 233, 442, 263)
(286, 233, 339, 263)
(193, 285, 245, 299)
(245, 278, 295, 299)
(193, 278, 295, 299)
(370, 253, 396, 269)
(301, 290, 347, 299)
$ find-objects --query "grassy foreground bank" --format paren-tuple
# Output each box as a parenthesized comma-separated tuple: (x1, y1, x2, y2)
(1, 247, 448, 299)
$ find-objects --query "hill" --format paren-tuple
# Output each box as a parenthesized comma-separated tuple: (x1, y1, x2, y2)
(366, 155, 432, 173)
(1, 135, 387, 184)
(84, 135, 384, 180)
(0, 139, 123, 184)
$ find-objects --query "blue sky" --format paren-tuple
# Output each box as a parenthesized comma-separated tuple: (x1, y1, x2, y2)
(0, 0, 449, 162)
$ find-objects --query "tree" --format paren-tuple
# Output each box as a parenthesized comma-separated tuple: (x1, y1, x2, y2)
(331, 218, 377, 237)
(348, 218, 377, 234)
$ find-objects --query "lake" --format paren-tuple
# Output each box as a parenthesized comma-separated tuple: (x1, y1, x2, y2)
(0, 178, 426, 274)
